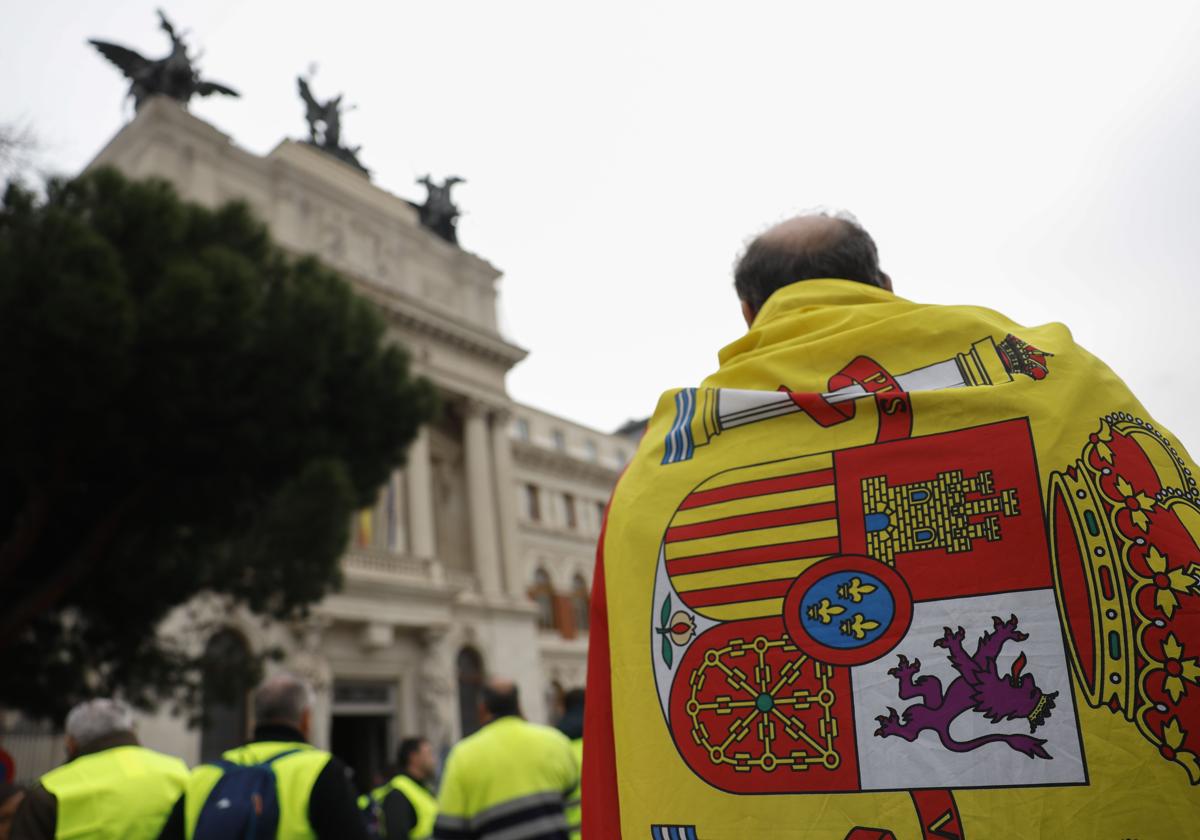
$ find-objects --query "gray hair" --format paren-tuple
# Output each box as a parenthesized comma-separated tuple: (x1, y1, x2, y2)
(64, 698, 135, 747)
(253, 672, 314, 726)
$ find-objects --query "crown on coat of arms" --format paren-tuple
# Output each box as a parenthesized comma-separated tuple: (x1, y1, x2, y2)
(1049, 413, 1200, 783)
(996, 334, 1053, 380)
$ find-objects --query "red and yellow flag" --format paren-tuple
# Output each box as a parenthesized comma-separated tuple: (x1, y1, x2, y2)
(585, 279, 1200, 839)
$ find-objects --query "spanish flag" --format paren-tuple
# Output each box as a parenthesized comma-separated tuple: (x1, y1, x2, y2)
(584, 279, 1200, 839)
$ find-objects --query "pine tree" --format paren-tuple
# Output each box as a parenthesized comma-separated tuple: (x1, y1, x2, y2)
(0, 167, 437, 720)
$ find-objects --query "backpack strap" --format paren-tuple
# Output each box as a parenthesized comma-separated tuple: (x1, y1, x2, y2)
(259, 748, 304, 767)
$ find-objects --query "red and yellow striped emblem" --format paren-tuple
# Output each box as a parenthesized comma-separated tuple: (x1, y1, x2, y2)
(665, 452, 838, 621)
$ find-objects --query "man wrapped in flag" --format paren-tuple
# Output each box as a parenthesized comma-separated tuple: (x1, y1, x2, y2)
(584, 209, 1200, 839)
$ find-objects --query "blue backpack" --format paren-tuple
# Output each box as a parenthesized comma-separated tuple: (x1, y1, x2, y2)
(193, 748, 302, 840)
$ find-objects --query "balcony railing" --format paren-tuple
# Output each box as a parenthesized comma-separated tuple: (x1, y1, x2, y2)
(341, 546, 477, 591)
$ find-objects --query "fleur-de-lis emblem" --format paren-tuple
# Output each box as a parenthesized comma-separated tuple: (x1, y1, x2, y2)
(806, 597, 846, 625)
(836, 576, 877, 603)
(839, 613, 881, 640)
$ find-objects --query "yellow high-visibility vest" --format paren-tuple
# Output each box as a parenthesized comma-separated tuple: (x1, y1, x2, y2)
(565, 737, 582, 840)
(183, 741, 330, 840)
(360, 774, 438, 839)
(40, 745, 187, 840)
(434, 717, 577, 838)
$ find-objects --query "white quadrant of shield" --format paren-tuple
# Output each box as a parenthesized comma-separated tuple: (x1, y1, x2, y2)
(851, 588, 1086, 791)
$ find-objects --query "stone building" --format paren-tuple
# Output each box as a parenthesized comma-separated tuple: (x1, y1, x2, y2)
(6, 98, 627, 787)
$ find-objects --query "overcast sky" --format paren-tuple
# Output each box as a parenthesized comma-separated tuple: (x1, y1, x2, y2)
(4, 1, 1199, 450)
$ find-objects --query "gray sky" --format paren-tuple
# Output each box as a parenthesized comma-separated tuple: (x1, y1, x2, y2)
(5, 1, 1199, 450)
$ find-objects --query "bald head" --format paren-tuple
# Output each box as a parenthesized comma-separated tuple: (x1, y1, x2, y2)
(757, 213, 857, 254)
(734, 210, 890, 321)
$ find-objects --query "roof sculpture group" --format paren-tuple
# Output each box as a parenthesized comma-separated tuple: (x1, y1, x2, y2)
(89, 10, 238, 110)
(88, 9, 465, 245)
(297, 76, 367, 175)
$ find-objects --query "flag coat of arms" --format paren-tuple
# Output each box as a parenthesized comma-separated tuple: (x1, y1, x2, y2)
(584, 280, 1200, 839)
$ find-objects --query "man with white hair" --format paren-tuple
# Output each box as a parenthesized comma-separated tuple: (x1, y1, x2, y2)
(10, 698, 187, 840)
(157, 671, 368, 840)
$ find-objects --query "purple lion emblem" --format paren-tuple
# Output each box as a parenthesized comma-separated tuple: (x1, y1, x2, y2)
(874, 614, 1058, 759)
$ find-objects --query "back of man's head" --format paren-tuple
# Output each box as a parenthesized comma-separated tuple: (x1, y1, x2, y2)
(64, 698, 135, 754)
(480, 678, 521, 720)
(253, 672, 313, 730)
(397, 737, 427, 773)
(734, 208, 889, 316)
(556, 688, 586, 740)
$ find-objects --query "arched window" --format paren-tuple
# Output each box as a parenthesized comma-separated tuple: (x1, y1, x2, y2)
(530, 568, 556, 630)
(200, 629, 254, 763)
(571, 574, 590, 633)
(457, 646, 485, 737)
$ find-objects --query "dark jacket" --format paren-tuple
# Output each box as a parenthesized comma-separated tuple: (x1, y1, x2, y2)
(156, 723, 369, 840)
(378, 774, 432, 839)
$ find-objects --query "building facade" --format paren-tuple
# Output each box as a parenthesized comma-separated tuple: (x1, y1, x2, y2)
(6, 99, 626, 787)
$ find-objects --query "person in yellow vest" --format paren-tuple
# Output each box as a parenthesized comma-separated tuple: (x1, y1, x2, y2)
(553, 689, 584, 840)
(431, 678, 577, 840)
(9, 698, 186, 840)
(156, 672, 368, 840)
(358, 736, 438, 838)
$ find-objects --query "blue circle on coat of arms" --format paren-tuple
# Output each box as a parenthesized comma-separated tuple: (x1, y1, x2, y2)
(802, 570, 894, 649)
(783, 555, 913, 666)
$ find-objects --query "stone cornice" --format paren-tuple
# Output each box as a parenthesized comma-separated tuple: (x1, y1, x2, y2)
(451, 592, 540, 620)
(511, 440, 621, 484)
(357, 284, 528, 368)
(537, 635, 591, 656)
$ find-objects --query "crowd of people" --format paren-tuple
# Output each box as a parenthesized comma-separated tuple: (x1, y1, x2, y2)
(1, 673, 584, 840)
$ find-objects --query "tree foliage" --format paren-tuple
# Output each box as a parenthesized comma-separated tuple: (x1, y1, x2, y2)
(0, 167, 436, 720)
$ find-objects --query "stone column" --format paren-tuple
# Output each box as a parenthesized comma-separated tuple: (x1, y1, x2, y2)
(288, 617, 333, 749)
(463, 399, 503, 596)
(405, 426, 436, 560)
(490, 408, 524, 597)
(418, 627, 456, 753)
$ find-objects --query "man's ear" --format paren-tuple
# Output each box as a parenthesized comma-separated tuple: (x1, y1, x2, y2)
(299, 707, 312, 740)
(740, 299, 756, 327)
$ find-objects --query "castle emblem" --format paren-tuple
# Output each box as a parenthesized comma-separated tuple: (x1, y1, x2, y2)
(862, 469, 1020, 564)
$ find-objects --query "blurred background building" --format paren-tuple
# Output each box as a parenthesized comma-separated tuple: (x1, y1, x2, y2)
(4, 98, 634, 788)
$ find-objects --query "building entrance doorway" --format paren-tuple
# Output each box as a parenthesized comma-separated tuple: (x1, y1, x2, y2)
(330, 680, 396, 794)
(331, 714, 390, 794)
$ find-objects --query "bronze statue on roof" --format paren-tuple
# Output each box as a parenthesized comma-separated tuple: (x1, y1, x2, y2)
(89, 9, 238, 110)
(416, 175, 466, 245)
(297, 74, 368, 175)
